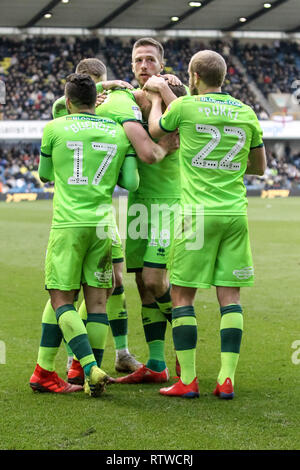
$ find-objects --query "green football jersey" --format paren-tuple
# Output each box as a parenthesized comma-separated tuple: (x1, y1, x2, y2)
(40, 113, 135, 228)
(96, 89, 181, 199)
(52, 82, 104, 119)
(134, 144, 180, 199)
(95, 88, 143, 124)
(160, 92, 264, 215)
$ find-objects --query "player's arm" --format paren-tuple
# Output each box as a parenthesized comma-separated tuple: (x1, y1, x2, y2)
(245, 113, 266, 176)
(39, 154, 54, 183)
(117, 155, 139, 192)
(52, 95, 68, 119)
(147, 93, 168, 139)
(143, 75, 177, 108)
(101, 80, 134, 90)
(38, 123, 54, 183)
(122, 121, 178, 164)
(245, 145, 267, 176)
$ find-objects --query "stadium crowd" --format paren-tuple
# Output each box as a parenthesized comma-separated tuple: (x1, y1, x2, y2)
(233, 39, 300, 97)
(1, 35, 300, 193)
(0, 35, 100, 120)
(0, 142, 52, 193)
(3, 35, 299, 121)
(103, 36, 269, 120)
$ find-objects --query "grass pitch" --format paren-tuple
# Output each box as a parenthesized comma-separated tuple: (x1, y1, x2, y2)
(0, 197, 299, 451)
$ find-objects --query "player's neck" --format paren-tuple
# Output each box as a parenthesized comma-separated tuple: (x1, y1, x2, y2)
(76, 107, 95, 115)
(198, 86, 222, 95)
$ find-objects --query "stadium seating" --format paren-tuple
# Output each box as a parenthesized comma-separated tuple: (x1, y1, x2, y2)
(0, 35, 277, 121)
(1, 35, 300, 193)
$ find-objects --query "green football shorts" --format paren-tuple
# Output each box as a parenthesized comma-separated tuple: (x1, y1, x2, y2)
(111, 223, 124, 264)
(45, 227, 113, 290)
(125, 194, 180, 272)
(169, 214, 254, 288)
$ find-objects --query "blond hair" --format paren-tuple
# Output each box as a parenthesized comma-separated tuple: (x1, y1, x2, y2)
(190, 50, 227, 88)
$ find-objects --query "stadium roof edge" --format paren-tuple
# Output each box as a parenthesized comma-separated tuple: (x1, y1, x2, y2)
(0, 27, 300, 40)
(19, 0, 62, 28)
(222, 0, 291, 32)
(89, 0, 141, 29)
(157, 0, 217, 31)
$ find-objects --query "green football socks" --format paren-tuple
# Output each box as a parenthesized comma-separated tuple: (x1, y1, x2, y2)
(37, 299, 62, 372)
(86, 313, 109, 367)
(172, 306, 197, 385)
(218, 304, 243, 386)
(56, 304, 95, 370)
(142, 302, 167, 372)
(155, 286, 172, 324)
(107, 285, 129, 351)
(78, 301, 110, 367)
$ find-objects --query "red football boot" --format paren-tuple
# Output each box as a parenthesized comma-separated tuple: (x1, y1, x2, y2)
(115, 364, 169, 384)
(30, 364, 83, 393)
(67, 359, 84, 385)
(213, 377, 234, 399)
(160, 377, 199, 398)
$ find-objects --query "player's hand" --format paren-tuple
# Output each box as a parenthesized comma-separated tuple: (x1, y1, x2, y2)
(101, 80, 134, 90)
(158, 130, 180, 155)
(144, 89, 162, 103)
(143, 75, 168, 93)
(158, 74, 182, 87)
(96, 91, 108, 107)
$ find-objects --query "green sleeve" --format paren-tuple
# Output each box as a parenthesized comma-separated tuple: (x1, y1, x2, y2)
(96, 82, 103, 93)
(118, 153, 139, 192)
(96, 90, 143, 124)
(52, 95, 68, 119)
(38, 155, 54, 183)
(249, 109, 264, 149)
(159, 96, 183, 132)
(39, 123, 54, 182)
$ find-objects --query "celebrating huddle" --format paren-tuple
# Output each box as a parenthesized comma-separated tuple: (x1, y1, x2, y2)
(29, 37, 266, 400)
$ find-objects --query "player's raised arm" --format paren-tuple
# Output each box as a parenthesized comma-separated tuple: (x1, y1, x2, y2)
(122, 120, 177, 164)
(147, 92, 167, 140)
(101, 80, 134, 90)
(245, 145, 267, 176)
(117, 153, 140, 192)
(143, 75, 177, 108)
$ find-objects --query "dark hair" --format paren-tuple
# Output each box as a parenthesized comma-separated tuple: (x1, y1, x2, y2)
(167, 82, 187, 98)
(65, 73, 96, 108)
(75, 58, 107, 79)
(132, 37, 164, 62)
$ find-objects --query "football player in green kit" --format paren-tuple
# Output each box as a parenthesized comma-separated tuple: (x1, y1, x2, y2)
(47, 57, 179, 387)
(29, 73, 140, 396)
(114, 38, 187, 384)
(52, 58, 144, 380)
(147, 50, 266, 398)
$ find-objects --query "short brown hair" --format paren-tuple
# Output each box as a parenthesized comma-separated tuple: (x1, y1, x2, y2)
(190, 50, 227, 88)
(65, 73, 96, 108)
(132, 37, 164, 62)
(167, 82, 187, 98)
(75, 58, 106, 79)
